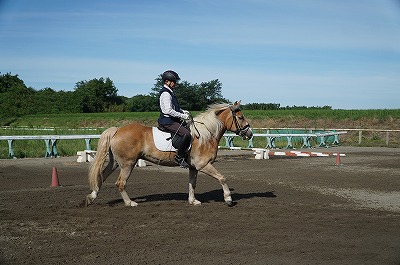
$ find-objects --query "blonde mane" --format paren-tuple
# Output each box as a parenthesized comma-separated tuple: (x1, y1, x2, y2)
(189, 103, 230, 144)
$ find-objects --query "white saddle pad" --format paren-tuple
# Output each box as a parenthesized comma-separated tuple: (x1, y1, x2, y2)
(152, 127, 177, 152)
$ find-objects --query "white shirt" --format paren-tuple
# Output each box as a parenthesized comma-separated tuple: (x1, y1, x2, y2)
(159, 85, 186, 119)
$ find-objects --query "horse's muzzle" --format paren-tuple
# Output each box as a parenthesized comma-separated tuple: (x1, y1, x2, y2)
(240, 127, 253, 140)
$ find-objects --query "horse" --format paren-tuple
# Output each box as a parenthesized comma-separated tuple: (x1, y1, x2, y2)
(85, 101, 253, 207)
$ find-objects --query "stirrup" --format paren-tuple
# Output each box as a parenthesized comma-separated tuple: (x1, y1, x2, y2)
(175, 155, 189, 168)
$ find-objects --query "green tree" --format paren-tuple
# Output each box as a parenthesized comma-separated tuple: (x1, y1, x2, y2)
(195, 79, 228, 108)
(74, 77, 118, 113)
(34, 88, 80, 114)
(0, 72, 27, 93)
(0, 73, 36, 123)
(242, 103, 281, 110)
(126, 94, 158, 112)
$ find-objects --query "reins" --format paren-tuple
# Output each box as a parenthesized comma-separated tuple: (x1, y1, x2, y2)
(188, 115, 202, 139)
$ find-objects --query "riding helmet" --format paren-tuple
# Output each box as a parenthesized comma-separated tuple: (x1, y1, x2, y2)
(162, 70, 181, 82)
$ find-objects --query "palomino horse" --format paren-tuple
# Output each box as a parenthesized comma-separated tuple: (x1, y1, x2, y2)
(85, 101, 253, 207)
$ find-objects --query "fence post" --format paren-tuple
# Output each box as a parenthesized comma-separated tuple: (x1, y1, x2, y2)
(358, 130, 362, 145)
(386, 131, 389, 146)
(285, 136, 293, 149)
(44, 139, 52, 157)
(51, 139, 58, 157)
(84, 138, 91, 150)
(332, 132, 340, 145)
(247, 129, 255, 148)
(7, 139, 14, 158)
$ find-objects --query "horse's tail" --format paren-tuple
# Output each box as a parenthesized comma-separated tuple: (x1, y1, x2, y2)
(86, 127, 118, 206)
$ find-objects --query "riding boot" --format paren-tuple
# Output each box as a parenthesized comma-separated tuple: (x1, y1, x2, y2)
(175, 134, 191, 168)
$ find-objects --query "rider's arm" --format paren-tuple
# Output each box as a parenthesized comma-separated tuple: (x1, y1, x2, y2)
(159, 92, 186, 119)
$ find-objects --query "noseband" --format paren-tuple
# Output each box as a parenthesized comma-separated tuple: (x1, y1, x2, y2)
(229, 106, 251, 138)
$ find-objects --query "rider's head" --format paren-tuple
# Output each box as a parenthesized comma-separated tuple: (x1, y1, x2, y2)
(162, 70, 180, 89)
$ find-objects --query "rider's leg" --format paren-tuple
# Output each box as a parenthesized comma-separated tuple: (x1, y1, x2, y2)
(175, 134, 191, 168)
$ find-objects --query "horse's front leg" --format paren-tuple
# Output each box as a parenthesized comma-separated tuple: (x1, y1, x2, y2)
(188, 168, 202, 205)
(200, 163, 233, 206)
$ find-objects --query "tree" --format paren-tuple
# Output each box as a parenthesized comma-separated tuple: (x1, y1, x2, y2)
(196, 79, 228, 107)
(0, 73, 36, 120)
(126, 94, 158, 112)
(0, 72, 27, 93)
(242, 103, 281, 110)
(74, 77, 118, 113)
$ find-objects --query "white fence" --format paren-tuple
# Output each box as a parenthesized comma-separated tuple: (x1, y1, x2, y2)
(0, 135, 100, 158)
(339, 128, 400, 146)
(0, 128, 346, 158)
(3, 127, 399, 158)
(223, 130, 347, 149)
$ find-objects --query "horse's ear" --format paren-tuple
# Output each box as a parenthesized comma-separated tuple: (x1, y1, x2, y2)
(232, 100, 241, 110)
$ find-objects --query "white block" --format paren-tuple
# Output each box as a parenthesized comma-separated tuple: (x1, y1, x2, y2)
(76, 151, 84, 162)
(136, 159, 146, 167)
(77, 150, 97, 163)
(253, 148, 265, 159)
(256, 150, 264, 159)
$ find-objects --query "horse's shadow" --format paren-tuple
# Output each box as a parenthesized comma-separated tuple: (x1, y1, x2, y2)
(106, 189, 276, 207)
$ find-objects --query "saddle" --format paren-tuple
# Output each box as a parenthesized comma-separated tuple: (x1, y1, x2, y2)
(152, 127, 190, 152)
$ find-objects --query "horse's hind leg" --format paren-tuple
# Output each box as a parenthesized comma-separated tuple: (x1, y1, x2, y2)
(86, 152, 118, 206)
(115, 163, 137, 207)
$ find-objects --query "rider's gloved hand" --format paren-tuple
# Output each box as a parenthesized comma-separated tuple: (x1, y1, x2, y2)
(181, 113, 190, 120)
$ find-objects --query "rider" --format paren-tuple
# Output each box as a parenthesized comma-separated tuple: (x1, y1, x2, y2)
(158, 70, 192, 168)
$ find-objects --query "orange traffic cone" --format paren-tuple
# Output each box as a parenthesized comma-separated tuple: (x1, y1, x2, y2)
(51, 167, 60, 187)
(335, 152, 341, 166)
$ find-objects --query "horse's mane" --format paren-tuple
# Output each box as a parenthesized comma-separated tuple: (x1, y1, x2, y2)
(189, 103, 230, 144)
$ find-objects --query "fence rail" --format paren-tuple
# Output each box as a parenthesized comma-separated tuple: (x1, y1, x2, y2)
(223, 130, 347, 149)
(1, 127, 399, 158)
(0, 135, 100, 158)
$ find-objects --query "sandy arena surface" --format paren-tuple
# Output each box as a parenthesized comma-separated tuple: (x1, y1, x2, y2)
(0, 147, 399, 265)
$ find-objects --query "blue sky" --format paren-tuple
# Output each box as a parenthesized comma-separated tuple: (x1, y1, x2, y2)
(1, 0, 399, 109)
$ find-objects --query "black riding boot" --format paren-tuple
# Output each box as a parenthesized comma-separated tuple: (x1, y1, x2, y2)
(175, 134, 191, 168)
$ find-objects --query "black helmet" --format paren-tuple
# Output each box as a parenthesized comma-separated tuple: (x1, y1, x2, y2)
(162, 70, 180, 83)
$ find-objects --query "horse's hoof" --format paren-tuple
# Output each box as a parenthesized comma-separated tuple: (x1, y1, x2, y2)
(85, 195, 94, 207)
(189, 199, 202, 206)
(226, 201, 237, 207)
(126, 201, 138, 207)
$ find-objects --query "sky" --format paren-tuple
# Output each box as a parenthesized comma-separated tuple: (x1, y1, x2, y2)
(1, 0, 400, 109)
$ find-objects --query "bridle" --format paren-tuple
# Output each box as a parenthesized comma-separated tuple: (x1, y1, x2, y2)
(192, 105, 251, 139)
(228, 106, 251, 139)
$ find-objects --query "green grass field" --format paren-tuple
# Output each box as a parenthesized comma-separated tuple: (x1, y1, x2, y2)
(7, 109, 400, 128)
(1, 109, 399, 158)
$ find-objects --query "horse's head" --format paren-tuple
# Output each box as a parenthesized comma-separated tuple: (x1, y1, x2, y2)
(226, 101, 253, 140)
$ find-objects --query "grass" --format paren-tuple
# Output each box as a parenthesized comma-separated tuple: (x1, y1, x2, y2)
(8, 109, 400, 128)
(1, 109, 399, 158)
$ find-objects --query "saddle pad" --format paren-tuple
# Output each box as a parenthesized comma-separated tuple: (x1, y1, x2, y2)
(152, 127, 177, 152)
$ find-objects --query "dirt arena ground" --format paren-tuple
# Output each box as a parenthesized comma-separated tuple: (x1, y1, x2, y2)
(0, 147, 399, 265)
